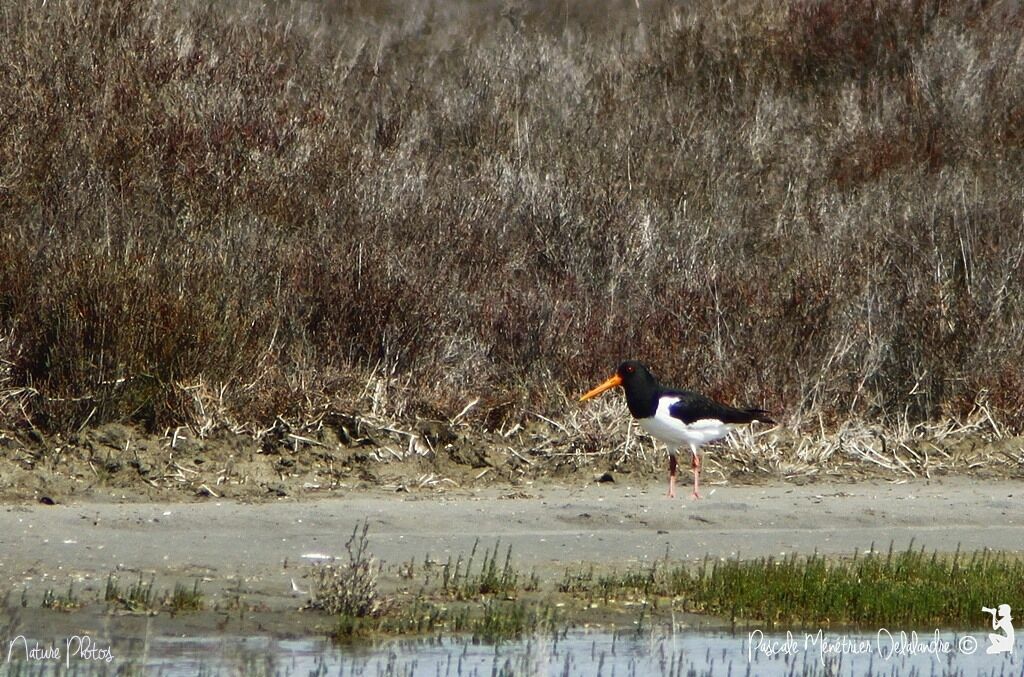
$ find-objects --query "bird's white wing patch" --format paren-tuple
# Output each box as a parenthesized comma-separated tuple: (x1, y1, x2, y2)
(638, 398, 734, 451)
(689, 418, 732, 432)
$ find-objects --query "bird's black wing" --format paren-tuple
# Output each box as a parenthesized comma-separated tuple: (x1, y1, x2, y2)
(665, 390, 775, 425)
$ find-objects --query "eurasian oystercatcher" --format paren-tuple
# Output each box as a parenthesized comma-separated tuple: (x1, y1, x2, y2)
(580, 360, 774, 499)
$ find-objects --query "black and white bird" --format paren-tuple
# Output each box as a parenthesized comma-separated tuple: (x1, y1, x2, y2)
(580, 360, 774, 499)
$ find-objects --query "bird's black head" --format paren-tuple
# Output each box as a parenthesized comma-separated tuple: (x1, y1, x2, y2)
(580, 360, 661, 418)
(614, 361, 660, 417)
(615, 360, 656, 387)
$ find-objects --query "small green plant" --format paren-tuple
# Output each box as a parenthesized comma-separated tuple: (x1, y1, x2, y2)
(375, 592, 449, 635)
(398, 557, 416, 580)
(468, 599, 559, 644)
(442, 539, 523, 600)
(167, 580, 204, 613)
(105, 573, 156, 612)
(41, 583, 79, 611)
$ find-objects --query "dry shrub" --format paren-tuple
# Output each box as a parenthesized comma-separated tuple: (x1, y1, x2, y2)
(308, 521, 386, 618)
(0, 331, 34, 435)
(0, 0, 1022, 436)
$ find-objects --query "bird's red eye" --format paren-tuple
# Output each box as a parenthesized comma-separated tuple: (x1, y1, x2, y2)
(626, 366, 635, 373)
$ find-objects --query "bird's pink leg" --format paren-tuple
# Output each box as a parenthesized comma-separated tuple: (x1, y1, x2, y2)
(666, 454, 677, 498)
(690, 453, 703, 500)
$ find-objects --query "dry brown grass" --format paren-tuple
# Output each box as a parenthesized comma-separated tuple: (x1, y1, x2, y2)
(307, 520, 388, 619)
(1, 0, 1023, 455)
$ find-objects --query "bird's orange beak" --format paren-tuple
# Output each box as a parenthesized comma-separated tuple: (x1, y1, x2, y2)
(580, 374, 623, 401)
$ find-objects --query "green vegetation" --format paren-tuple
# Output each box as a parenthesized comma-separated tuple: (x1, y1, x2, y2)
(566, 542, 1024, 629)
(310, 525, 1023, 640)
(1, 0, 1022, 441)
(325, 536, 553, 641)
(168, 580, 205, 614)
(10, 536, 1024, 644)
(105, 574, 155, 612)
(343, 594, 561, 644)
(327, 540, 1024, 639)
(104, 573, 205, 613)
(440, 539, 539, 599)
(41, 583, 80, 612)
(464, 599, 560, 644)
(313, 528, 549, 640)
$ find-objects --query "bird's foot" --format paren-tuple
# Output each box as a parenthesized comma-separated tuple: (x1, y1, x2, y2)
(690, 491, 703, 500)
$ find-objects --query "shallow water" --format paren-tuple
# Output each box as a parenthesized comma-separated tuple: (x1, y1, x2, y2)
(4, 628, 1021, 676)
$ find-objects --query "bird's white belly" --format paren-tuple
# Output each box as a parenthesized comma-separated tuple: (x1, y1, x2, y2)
(638, 398, 733, 452)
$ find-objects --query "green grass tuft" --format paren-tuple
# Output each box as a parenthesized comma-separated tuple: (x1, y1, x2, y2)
(41, 583, 80, 612)
(584, 542, 1024, 629)
(442, 539, 531, 600)
(167, 580, 204, 614)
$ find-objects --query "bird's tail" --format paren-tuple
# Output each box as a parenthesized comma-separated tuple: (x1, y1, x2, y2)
(734, 407, 775, 425)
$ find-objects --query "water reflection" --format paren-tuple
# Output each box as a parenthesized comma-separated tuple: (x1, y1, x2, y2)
(5, 629, 1020, 676)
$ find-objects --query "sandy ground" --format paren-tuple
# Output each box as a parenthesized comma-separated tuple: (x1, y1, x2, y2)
(1, 477, 1020, 629)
